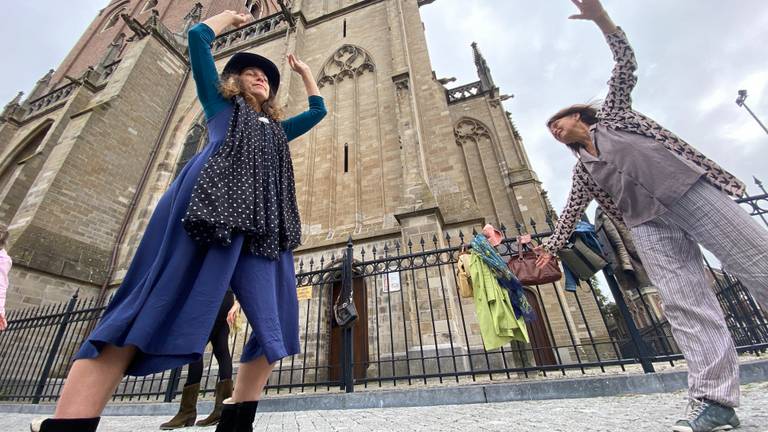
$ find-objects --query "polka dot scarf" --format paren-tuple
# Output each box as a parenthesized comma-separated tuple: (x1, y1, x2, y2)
(183, 96, 301, 260)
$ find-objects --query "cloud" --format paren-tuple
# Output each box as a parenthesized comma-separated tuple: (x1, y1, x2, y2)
(0, 0, 105, 104)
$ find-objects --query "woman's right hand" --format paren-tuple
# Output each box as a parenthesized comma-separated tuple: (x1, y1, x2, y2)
(568, 0, 607, 22)
(0, 313, 7, 331)
(534, 245, 553, 269)
(568, 0, 617, 34)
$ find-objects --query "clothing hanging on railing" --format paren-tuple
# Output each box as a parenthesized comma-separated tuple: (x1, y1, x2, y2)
(559, 221, 607, 292)
(468, 253, 529, 349)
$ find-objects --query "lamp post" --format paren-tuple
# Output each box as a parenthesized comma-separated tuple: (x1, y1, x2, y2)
(735, 89, 768, 136)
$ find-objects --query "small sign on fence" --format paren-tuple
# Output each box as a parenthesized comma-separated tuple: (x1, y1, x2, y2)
(296, 285, 313, 300)
(380, 272, 401, 293)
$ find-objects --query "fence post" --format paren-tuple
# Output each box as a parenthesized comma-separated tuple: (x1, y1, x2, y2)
(32, 291, 79, 404)
(341, 237, 355, 393)
(164, 366, 182, 402)
(602, 267, 656, 373)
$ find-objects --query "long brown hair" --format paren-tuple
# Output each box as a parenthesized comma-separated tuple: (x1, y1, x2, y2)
(219, 74, 284, 121)
(546, 103, 600, 154)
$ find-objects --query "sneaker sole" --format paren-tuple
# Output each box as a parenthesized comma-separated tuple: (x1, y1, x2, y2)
(671, 426, 735, 432)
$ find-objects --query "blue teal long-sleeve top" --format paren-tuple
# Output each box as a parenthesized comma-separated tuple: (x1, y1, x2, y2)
(187, 23, 326, 141)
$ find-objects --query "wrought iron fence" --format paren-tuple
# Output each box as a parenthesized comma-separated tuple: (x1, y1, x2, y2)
(1, 190, 766, 404)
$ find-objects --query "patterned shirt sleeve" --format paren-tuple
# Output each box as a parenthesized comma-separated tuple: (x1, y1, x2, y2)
(599, 27, 638, 117)
(593, 188, 627, 229)
(542, 165, 594, 254)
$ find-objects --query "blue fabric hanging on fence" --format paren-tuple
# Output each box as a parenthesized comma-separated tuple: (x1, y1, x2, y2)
(497, 276, 536, 322)
(470, 234, 515, 281)
(563, 221, 605, 292)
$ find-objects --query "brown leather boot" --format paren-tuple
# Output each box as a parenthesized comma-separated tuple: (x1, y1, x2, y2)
(159, 383, 199, 429)
(195, 379, 233, 426)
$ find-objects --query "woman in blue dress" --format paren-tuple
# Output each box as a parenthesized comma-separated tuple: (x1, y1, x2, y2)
(33, 10, 326, 432)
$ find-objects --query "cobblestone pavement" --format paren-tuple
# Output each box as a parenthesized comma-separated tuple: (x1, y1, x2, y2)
(3, 381, 767, 431)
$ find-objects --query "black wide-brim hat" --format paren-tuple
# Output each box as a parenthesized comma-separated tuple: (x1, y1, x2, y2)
(222, 52, 280, 93)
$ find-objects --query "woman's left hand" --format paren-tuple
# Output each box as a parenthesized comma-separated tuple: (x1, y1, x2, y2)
(288, 54, 311, 77)
(227, 301, 241, 327)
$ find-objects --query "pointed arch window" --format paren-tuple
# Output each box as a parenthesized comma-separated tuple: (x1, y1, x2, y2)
(102, 7, 126, 32)
(0, 122, 53, 223)
(245, 0, 262, 19)
(174, 123, 208, 179)
(141, 0, 158, 14)
(317, 45, 376, 88)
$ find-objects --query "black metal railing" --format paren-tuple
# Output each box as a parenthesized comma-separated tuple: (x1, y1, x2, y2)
(1, 189, 766, 403)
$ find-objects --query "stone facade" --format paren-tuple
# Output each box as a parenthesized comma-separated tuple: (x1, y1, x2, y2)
(0, 0, 612, 378)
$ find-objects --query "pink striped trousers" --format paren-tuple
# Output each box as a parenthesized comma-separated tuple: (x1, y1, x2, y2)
(630, 178, 768, 407)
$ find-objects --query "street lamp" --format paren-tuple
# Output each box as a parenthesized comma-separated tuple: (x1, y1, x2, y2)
(735, 89, 768, 136)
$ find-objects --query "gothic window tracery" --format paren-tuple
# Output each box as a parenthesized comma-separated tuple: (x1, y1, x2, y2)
(317, 45, 375, 88)
(454, 118, 491, 145)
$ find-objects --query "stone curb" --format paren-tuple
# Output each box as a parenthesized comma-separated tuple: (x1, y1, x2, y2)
(1, 359, 766, 416)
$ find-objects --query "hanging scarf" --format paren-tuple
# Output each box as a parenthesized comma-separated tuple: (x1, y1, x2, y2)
(183, 96, 301, 260)
(497, 277, 536, 322)
(470, 234, 515, 281)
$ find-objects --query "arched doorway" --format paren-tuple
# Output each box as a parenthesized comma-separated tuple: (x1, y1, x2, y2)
(328, 277, 369, 381)
(524, 289, 557, 366)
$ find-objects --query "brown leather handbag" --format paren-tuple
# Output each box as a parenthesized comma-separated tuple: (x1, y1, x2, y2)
(507, 235, 562, 286)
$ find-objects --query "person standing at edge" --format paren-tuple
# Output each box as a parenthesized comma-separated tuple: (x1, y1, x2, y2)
(0, 225, 11, 333)
(536, 1, 768, 431)
(32, 9, 326, 432)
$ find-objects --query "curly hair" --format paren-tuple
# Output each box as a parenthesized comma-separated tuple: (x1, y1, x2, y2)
(219, 74, 284, 121)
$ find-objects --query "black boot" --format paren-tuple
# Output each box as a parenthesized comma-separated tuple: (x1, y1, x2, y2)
(30, 417, 100, 432)
(213, 402, 238, 432)
(213, 400, 258, 432)
(235, 401, 258, 432)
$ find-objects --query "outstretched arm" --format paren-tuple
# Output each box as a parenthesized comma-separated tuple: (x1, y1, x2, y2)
(281, 54, 327, 141)
(569, 0, 637, 115)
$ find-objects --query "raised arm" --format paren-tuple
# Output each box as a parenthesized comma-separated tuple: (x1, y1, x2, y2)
(281, 54, 327, 141)
(188, 11, 251, 120)
(569, 0, 637, 115)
